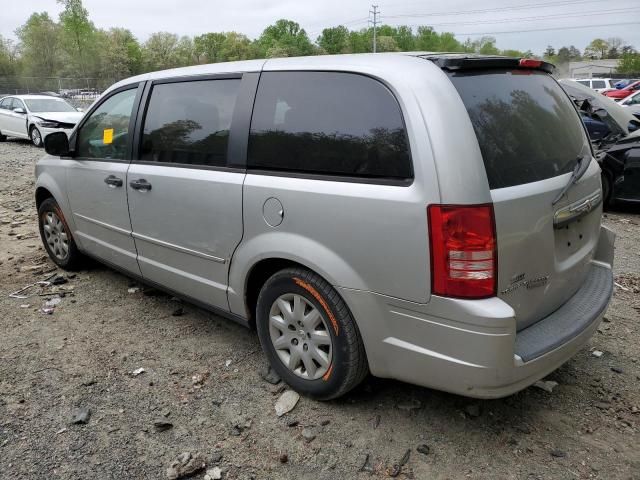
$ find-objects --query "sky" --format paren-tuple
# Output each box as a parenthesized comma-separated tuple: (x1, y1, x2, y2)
(1, 0, 639, 55)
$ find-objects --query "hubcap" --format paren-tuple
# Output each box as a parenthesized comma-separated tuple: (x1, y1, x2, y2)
(268, 293, 333, 380)
(42, 211, 69, 261)
(32, 128, 41, 145)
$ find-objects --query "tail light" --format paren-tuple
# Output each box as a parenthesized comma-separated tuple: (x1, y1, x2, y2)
(427, 204, 497, 299)
(519, 58, 542, 68)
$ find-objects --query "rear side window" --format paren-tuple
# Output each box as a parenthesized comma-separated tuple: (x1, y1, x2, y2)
(0, 98, 14, 109)
(449, 70, 587, 189)
(140, 79, 240, 167)
(577, 80, 590, 87)
(248, 71, 412, 180)
(591, 80, 606, 89)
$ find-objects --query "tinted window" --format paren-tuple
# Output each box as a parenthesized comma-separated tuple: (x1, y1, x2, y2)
(140, 79, 240, 167)
(592, 80, 606, 89)
(449, 70, 588, 189)
(577, 80, 590, 87)
(77, 87, 137, 159)
(248, 72, 411, 180)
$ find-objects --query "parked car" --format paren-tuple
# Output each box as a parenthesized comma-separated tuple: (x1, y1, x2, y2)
(570, 77, 616, 93)
(614, 79, 638, 89)
(560, 79, 640, 205)
(604, 80, 640, 100)
(35, 54, 615, 400)
(619, 90, 640, 120)
(0, 95, 84, 147)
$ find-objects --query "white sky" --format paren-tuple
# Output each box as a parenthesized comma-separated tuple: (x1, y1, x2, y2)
(2, 0, 639, 55)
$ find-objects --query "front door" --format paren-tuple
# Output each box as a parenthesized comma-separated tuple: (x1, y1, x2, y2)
(66, 84, 143, 274)
(126, 76, 246, 309)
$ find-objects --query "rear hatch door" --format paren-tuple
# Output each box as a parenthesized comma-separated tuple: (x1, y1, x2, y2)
(448, 65, 602, 330)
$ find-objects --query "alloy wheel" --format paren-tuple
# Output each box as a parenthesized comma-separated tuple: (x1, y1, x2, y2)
(42, 211, 69, 261)
(268, 293, 333, 380)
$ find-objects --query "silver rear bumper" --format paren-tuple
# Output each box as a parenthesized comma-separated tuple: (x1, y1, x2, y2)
(339, 225, 615, 398)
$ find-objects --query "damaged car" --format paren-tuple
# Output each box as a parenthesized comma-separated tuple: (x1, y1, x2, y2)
(0, 94, 84, 147)
(560, 79, 640, 205)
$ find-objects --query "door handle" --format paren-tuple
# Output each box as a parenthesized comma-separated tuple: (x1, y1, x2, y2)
(104, 175, 123, 188)
(129, 178, 152, 192)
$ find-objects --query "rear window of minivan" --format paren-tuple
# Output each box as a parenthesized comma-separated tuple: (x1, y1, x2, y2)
(450, 70, 587, 189)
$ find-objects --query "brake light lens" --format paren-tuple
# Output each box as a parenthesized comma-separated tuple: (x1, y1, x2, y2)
(519, 58, 542, 68)
(427, 204, 497, 299)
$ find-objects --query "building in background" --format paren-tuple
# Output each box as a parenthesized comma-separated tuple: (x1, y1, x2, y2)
(569, 59, 620, 78)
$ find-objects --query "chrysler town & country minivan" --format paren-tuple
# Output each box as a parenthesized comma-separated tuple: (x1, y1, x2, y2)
(35, 53, 615, 400)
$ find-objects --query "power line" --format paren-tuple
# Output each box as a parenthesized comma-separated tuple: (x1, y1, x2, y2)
(451, 20, 640, 36)
(369, 5, 380, 53)
(396, 7, 638, 28)
(381, 0, 628, 19)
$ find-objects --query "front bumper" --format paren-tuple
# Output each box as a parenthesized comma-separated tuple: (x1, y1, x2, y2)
(339, 226, 615, 398)
(40, 126, 74, 140)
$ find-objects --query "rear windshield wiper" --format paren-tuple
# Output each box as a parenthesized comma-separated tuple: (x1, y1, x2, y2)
(552, 154, 590, 205)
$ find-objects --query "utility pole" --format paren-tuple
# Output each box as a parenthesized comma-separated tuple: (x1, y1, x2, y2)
(369, 5, 379, 53)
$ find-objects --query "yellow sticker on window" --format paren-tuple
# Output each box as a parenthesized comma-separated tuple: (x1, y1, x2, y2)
(103, 128, 114, 144)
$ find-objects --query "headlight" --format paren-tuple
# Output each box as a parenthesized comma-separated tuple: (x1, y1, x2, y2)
(36, 119, 60, 128)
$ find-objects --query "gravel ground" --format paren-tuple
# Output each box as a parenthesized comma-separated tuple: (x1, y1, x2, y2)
(1, 139, 639, 480)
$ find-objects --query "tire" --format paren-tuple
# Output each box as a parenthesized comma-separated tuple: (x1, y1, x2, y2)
(256, 267, 368, 400)
(30, 125, 43, 147)
(38, 197, 85, 270)
(601, 171, 613, 208)
(0, 130, 6, 141)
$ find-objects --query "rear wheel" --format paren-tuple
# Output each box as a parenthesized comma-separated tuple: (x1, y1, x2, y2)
(30, 126, 43, 147)
(0, 130, 6, 141)
(38, 197, 84, 270)
(256, 267, 368, 400)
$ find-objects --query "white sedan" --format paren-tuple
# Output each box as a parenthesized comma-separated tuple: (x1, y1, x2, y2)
(619, 90, 640, 120)
(0, 95, 84, 147)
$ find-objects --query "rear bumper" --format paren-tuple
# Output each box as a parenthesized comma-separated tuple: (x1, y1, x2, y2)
(339, 226, 615, 398)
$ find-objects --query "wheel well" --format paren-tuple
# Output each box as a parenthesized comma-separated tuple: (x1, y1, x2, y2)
(244, 258, 305, 328)
(35, 187, 53, 210)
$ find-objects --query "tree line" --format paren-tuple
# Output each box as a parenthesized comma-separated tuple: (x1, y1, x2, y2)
(1, 0, 638, 87)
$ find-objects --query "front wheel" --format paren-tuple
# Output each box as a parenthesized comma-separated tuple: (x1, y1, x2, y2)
(38, 197, 85, 270)
(30, 126, 43, 147)
(256, 267, 368, 400)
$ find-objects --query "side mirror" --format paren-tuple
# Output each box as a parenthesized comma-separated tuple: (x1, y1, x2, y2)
(76, 107, 83, 112)
(13, 107, 26, 114)
(44, 131, 71, 157)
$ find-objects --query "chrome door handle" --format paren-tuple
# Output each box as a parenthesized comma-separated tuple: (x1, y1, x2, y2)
(129, 178, 152, 192)
(104, 175, 123, 188)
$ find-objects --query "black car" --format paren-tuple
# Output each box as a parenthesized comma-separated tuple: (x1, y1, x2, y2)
(560, 79, 640, 205)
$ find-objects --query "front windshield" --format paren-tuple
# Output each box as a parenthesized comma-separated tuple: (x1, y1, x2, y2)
(24, 98, 76, 113)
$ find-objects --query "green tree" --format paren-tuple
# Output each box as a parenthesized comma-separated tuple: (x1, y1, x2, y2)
(617, 53, 640, 74)
(57, 0, 96, 76)
(97, 28, 142, 80)
(376, 36, 399, 52)
(394, 26, 415, 51)
(143, 32, 179, 70)
(584, 38, 609, 59)
(257, 19, 314, 57)
(317, 26, 350, 54)
(0, 35, 19, 75)
(438, 32, 462, 52)
(15, 12, 61, 77)
(478, 37, 499, 55)
(221, 32, 255, 61)
(543, 45, 556, 58)
(194, 32, 226, 63)
(415, 26, 439, 51)
(175, 36, 197, 66)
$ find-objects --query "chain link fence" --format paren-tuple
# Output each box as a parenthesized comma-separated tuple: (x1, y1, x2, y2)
(0, 76, 118, 108)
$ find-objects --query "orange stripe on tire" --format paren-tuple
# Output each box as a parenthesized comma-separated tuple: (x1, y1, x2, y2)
(293, 277, 339, 336)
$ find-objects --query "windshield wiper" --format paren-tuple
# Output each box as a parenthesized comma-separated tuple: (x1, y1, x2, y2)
(552, 154, 590, 205)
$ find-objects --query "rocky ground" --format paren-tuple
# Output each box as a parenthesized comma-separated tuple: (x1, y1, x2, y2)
(0, 138, 639, 479)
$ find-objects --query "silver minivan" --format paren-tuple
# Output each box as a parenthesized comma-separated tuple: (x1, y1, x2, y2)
(36, 53, 615, 400)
